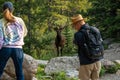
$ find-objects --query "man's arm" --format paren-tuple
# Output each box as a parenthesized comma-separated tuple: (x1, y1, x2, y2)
(74, 32, 84, 46)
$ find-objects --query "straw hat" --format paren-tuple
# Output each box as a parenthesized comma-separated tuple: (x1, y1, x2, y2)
(71, 14, 84, 24)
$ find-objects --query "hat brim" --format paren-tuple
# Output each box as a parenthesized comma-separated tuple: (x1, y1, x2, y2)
(71, 19, 84, 25)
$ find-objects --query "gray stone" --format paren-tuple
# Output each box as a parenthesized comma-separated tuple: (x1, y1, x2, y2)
(103, 38, 113, 45)
(103, 43, 120, 61)
(32, 77, 38, 80)
(116, 70, 120, 76)
(0, 72, 14, 80)
(45, 56, 80, 74)
(100, 73, 120, 80)
(36, 60, 48, 66)
(108, 43, 120, 49)
(66, 69, 79, 78)
(101, 59, 115, 69)
(114, 60, 120, 65)
(1, 54, 38, 80)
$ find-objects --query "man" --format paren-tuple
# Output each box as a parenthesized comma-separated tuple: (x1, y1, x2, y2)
(0, 2, 27, 80)
(71, 14, 102, 80)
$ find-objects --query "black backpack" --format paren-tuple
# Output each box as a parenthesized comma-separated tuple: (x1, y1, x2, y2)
(80, 26, 104, 60)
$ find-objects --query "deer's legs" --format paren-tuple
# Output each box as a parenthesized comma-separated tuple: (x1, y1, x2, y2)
(60, 48, 62, 56)
(57, 47, 59, 56)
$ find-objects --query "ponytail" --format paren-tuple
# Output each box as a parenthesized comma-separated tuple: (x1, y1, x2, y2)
(3, 9, 15, 22)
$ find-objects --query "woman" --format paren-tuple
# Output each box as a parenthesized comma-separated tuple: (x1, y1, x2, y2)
(0, 2, 27, 80)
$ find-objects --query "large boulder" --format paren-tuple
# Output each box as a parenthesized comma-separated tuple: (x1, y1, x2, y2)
(1, 54, 38, 80)
(44, 56, 80, 74)
(104, 43, 120, 61)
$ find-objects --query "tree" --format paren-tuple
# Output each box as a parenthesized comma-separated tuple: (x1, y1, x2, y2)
(63, 19, 76, 55)
(88, 0, 120, 38)
(0, 0, 92, 59)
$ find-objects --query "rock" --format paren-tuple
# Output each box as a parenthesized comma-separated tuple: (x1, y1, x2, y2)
(32, 77, 38, 80)
(116, 70, 120, 76)
(36, 60, 48, 66)
(108, 43, 120, 49)
(103, 43, 120, 61)
(100, 73, 120, 80)
(103, 38, 113, 45)
(114, 60, 120, 65)
(101, 59, 115, 69)
(0, 72, 14, 80)
(45, 56, 80, 74)
(1, 54, 38, 80)
(66, 69, 79, 78)
(23, 54, 38, 80)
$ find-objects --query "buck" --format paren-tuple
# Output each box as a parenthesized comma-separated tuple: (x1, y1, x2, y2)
(54, 27, 65, 56)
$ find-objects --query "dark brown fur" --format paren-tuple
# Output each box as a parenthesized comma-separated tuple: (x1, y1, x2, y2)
(54, 27, 65, 56)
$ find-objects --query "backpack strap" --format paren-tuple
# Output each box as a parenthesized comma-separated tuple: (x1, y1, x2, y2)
(80, 27, 90, 45)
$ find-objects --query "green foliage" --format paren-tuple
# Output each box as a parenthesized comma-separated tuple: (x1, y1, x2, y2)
(20, 0, 91, 59)
(68, 0, 92, 15)
(36, 63, 120, 79)
(88, 0, 120, 38)
(31, 31, 56, 59)
(3, 0, 118, 60)
(106, 66, 118, 73)
(36, 65, 78, 80)
(36, 65, 49, 80)
(100, 63, 120, 76)
(50, 72, 78, 80)
(103, 44, 109, 50)
(63, 19, 76, 55)
(100, 66, 106, 77)
(106, 64, 120, 73)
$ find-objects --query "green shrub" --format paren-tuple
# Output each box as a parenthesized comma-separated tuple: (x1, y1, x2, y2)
(103, 44, 109, 50)
(106, 64, 120, 73)
(100, 66, 106, 77)
(36, 65, 46, 79)
(50, 72, 78, 80)
(36, 65, 78, 80)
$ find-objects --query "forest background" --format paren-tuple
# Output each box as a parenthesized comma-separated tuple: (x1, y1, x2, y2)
(0, 0, 120, 60)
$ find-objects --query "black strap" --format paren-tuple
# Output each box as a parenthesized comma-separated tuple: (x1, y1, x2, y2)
(80, 28, 90, 45)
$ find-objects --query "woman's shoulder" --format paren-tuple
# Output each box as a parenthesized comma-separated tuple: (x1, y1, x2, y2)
(14, 16, 25, 24)
(14, 16, 23, 21)
(0, 18, 4, 22)
(0, 18, 6, 26)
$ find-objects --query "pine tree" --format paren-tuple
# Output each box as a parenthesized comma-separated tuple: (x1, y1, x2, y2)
(88, 0, 120, 38)
(63, 19, 75, 55)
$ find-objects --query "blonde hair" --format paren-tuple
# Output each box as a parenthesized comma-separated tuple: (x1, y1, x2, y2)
(3, 9, 15, 22)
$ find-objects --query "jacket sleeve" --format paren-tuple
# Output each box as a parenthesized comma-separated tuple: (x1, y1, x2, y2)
(73, 32, 84, 46)
(0, 25, 4, 49)
(19, 18, 28, 37)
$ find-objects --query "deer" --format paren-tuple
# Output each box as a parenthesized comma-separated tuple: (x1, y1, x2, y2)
(54, 26, 66, 56)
